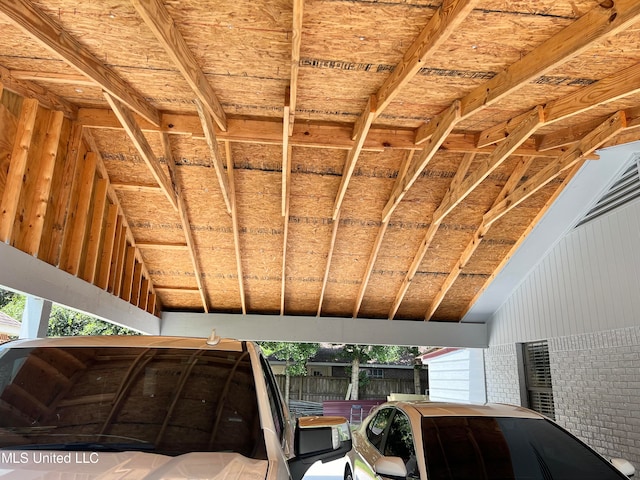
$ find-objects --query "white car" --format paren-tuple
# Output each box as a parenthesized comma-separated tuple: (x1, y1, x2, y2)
(351, 401, 635, 479)
(0, 335, 352, 479)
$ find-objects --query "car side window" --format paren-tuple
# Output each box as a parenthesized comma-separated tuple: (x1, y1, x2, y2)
(366, 407, 393, 451)
(384, 411, 419, 479)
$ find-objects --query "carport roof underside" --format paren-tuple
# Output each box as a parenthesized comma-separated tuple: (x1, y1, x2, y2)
(1, 0, 640, 340)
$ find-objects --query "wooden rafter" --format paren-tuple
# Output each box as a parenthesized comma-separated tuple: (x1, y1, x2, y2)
(461, 159, 588, 320)
(131, 0, 227, 132)
(196, 99, 232, 214)
(162, 133, 210, 313)
(352, 149, 414, 318)
(415, 0, 640, 145)
(375, 0, 478, 114)
(224, 140, 247, 314)
(104, 93, 178, 211)
(484, 111, 627, 228)
(382, 101, 461, 223)
(424, 156, 535, 320)
(478, 62, 640, 148)
(282, 87, 291, 216)
(388, 152, 475, 320)
(281, 145, 292, 315)
(433, 106, 545, 223)
(333, 94, 377, 219)
(317, 210, 341, 317)
(288, 0, 304, 136)
(333, 0, 475, 221)
(0, 65, 77, 118)
(81, 177, 108, 283)
(0, 0, 160, 126)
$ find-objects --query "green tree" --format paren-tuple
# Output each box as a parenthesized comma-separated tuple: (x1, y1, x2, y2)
(48, 306, 138, 336)
(339, 345, 401, 400)
(261, 342, 319, 405)
(0, 292, 25, 321)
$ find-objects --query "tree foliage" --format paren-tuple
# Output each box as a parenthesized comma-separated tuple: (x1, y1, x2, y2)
(260, 341, 319, 376)
(339, 344, 402, 400)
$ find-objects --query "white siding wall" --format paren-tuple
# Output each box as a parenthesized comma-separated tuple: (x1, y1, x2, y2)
(485, 198, 640, 468)
(426, 349, 486, 403)
(489, 199, 640, 345)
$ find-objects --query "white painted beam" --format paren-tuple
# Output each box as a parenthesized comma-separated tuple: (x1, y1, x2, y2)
(160, 312, 488, 348)
(19, 295, 51, 338)
(0, 243, 159, 334)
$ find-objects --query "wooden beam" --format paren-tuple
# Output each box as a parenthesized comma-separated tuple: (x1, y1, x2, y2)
(0, 98, 38, 243)
(196, 99, 232, 214)
(130, 0, 227, 131)
(288, 0, 304, 136)
(387, 152, 475, 319)
(433, 105, 544, 223)
(140, 278, 150, 310)
(485, 111, 626, 228)
(382, 101, 461, 223)
(415, 0, 640, 144)
(10, 70, 94, 86)
(121, 246, 137, 302)
(0, 0, 160, 125)
(109, 221, 126, 295)
(478, 62, 640, 147)
(425, 156, 534, 320)
(111, 183, 163, 194)
(0, 65, 77, 118)
(317, 210, 341, 317)
(375, 0, 477, 114)
(282, 88, 291, 216)
(96, 204, 118, 290)
(224, 140, 247, 314)
(352, 149, 415, 318)
(131, 262, 144, 307)
(77, 107, 579, 158)
(104, 92, 178, 211)
(136, 241, 189, 251)
(59, 151, 97, 276)
(82, 177, 108, 283)
(162, 133, 210, 313)
(154, 286, 201, 293)
(461, 159, 587, 319)
(17, 109, 64, 256)
(281, 168, 291, 316)
(39, 121, 81, 266)
(333, 94, 377, 219)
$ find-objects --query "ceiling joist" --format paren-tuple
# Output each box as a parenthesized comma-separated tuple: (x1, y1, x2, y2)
(104, 93, 178, 211)
(0, 0, 160, 126)
(485, 110, 627, 228)
(131, 0, 227, 132)
(415, 0, 640, 145)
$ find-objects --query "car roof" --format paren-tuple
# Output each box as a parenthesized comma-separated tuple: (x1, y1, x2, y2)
(0, 335, 248, 351)
(390, 401, 545, 419)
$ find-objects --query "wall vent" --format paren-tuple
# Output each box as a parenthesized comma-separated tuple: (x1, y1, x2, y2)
(576, 157, 640, 228)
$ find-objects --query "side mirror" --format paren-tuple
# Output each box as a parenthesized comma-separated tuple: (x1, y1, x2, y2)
(612, 458, 635, 477)
(374, 456, 408, 480)
(288, 416, 352, 480)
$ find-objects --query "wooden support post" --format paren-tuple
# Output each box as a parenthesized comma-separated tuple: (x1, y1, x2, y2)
(0, 98, 38, 242)
(82, 178, 108, 283)
(96, 204, 118, 290)
(59, 151, 97, 275)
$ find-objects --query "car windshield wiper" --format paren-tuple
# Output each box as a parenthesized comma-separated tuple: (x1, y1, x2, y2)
(2, 441, 156, 452)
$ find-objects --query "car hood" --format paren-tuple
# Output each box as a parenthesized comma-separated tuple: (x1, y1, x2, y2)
(0, 450, 268, 479)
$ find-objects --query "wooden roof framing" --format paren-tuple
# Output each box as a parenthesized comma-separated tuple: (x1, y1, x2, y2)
(2, 0, 640, 323)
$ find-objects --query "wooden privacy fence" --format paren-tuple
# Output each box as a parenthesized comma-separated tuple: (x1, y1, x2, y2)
(275, 375, 420, 403)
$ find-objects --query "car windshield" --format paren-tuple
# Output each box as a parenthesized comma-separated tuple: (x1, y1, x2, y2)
(0, 345, 266, 458)
(421, 416, 626, 480)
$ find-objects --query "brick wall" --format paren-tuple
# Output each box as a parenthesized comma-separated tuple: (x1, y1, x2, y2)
(549, 326, 640, 469)
(485, 326, 640, 470)
(484, 343, 521, 405)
